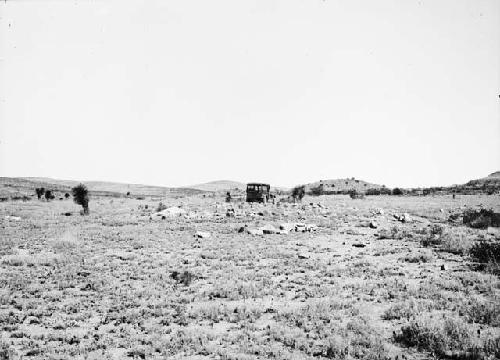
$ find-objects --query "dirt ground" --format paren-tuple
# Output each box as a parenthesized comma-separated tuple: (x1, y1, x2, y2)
(1, 194, 499, 359)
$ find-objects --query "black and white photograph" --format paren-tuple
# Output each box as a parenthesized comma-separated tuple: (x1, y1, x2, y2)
(0, 0, 499, 359)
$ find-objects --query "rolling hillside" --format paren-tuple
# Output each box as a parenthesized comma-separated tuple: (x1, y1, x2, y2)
(187, 180, 246, 192)
(0, 177, 206, 199)
(302, 177, 386, 194)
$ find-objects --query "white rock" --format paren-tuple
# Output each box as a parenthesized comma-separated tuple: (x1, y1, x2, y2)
(247, 228, 264, 236)
(279, 223, 296, 232)
(194, 231, 211, 239)
(5, 215, 21, 221)
(155, 206, 187, 218)
(305, 224, 318, 231)
(260, 224, 278, 234)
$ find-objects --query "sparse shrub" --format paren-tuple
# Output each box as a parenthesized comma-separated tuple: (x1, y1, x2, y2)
(170, 270, 194, 286)
(291, 185, 305, 202)
(72, 183, 89, 215)
(382, 300, 430, 320)
(403, 251, 433, 263)
(156, 202, 167, 212)
(349, 190, 365, 199)
(395, 316, 473, 356)
(126, 191, 130, 196)
(439, 231, 474, 255)
(64, 193, 70, 199)
(462, 299, 500, 326)
(378, 226, 413, 240)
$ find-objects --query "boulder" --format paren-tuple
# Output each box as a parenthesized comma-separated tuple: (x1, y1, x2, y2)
(194, 231, 211, 239)
(279, 223, 296, 232)
(305, 224, 318, 232)
(5, 215, 21, 221)
(155, 206, 187, 218)
(369, 221, 378, 229)
(399, 213, 412, 223)
(247, 228, 264, 236)
(260, 224, 278, 235)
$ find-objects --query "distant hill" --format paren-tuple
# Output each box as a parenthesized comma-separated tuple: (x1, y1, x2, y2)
(302, 177, 386, 194)
(0, 177, 206, 199)
(409, 171, 500, 195)
(187, 180, 246, 192)
(459, 171, 500, 194)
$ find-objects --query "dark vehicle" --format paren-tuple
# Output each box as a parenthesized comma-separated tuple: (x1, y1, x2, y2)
(246, 183, 270, 203)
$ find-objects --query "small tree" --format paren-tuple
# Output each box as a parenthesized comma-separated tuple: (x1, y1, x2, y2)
(35, 188, 44, 199)
(72, 183, 89, 215)
(291, 185, 305, 202)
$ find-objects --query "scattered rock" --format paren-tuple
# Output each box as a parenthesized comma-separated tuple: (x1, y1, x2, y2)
(194, 231, 211, 239)
(295, 223, 307, 232)
(369, 221, 378, 229)
(155, 206, 187, 218)
(247, 228, 263, 236)
(487, 227, 500, 236)
(398, 213, 412, 223)
(279, 223, 296, 232)
(352, 243, 366, 248)
(298, 253, 310, 259)
(441, 264, 446, 271)
(305, 224, 318, 232)
(5, 215, 21, 221)
(260, 224, 278, 234)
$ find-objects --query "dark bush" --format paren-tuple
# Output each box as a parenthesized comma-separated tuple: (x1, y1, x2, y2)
(392, 188, 404, 196)
(366, 188, 381, 196)
(44, 190, 55, 201)
(35, 187, 44, 199)
(309, 185, 324, 196)
(72, 184, 89, 215)
(170, 270, 194, 286)
(470, 241, 500, 264)
(291, 185, 305, 202)
(463, 209, 500, 229)
(64, 193, 70, 199)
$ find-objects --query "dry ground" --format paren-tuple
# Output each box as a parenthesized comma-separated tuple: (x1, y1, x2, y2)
(0, 194, 499, 359)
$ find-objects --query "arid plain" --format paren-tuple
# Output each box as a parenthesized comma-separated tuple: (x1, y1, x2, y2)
(0, 180, 499, 359)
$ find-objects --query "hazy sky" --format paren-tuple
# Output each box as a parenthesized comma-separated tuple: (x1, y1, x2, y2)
(1, 0, 499, 188)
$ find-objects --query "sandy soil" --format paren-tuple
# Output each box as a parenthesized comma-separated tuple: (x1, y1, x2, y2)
(0, 194, 499, 359)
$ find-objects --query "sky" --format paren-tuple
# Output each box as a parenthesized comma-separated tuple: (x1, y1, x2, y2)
(0, 0, 499, 188)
